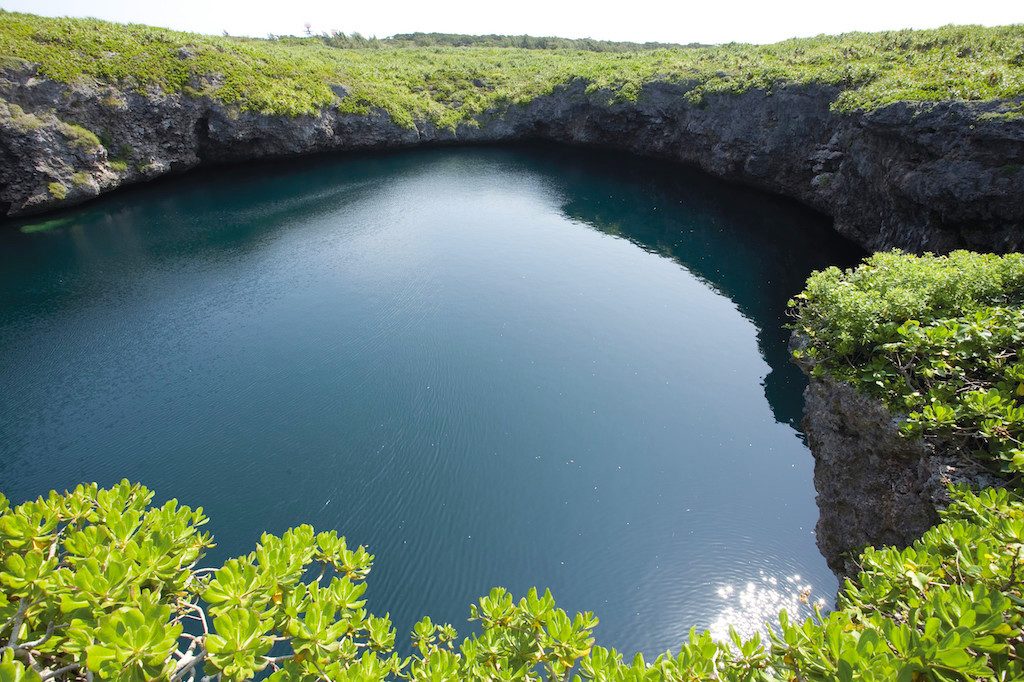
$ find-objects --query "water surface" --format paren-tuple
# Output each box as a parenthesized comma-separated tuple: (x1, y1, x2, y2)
(0, 146, 861, 655)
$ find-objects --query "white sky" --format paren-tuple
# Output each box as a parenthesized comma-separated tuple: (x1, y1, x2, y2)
(1, 0, 1021, 45)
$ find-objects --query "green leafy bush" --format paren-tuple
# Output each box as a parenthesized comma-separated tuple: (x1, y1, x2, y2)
(791, 250, 1024, 472)
(0, 481, 758, 681)
(773, 485, 1024, 681)
(1, 480, 1023, 680)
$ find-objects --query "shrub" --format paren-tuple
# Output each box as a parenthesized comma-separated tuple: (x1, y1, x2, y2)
(0, 101, 45, 133)
(100, 93, 126, 109)
(791, 250, 1024, 472)
(59, 122, 102, 150)
(0, 482, 757, 681)
(46, 181, 67, 200)
(775, 485, 1024, 680)
(70, 171, 91, 187)
(0, 481, 1022, 680)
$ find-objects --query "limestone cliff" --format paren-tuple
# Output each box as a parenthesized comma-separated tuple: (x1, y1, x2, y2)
(2, 65, 1023, 253)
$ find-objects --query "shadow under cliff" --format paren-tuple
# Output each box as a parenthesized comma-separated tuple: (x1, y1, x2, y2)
(503, 144, 865, 427)
(1, 143, 864, 428)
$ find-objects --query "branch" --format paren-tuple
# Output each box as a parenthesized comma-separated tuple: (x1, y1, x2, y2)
(180, 602, 210, 635)
(18, 621, 57, 650)
(5, 598, 28, 649)
(171, 647, 207, 682)
(40, 663, 80, 681)
(264, 654, 294, 671)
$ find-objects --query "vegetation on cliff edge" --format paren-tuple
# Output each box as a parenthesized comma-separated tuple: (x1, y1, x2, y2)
(0, 11, 1022, 126)
(791, 250, 1024, 474)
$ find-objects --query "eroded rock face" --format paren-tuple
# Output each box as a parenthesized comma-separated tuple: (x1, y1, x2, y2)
(2, 66, 1023, 253)
(792, 337, 1004, 577)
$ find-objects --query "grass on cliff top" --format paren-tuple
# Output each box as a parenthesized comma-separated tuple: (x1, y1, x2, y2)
(1, 10, 1023, 125)
(791, 250, 1024, 473)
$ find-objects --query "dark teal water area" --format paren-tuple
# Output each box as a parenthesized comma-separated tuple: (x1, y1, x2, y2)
(0, 146, 861, 655)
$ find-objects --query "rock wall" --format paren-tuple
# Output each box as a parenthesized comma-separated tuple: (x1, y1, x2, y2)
(792, 336, 1004, 577)
(2, 65, 1023, 253)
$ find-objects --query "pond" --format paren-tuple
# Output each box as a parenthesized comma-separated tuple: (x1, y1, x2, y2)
(0, 146, 862, 656)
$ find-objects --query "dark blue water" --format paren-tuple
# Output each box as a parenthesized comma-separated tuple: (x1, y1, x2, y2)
(0, 146, 860, 655)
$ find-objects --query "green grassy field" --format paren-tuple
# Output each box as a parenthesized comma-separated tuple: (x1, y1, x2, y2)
(1, 10, 1023, 127)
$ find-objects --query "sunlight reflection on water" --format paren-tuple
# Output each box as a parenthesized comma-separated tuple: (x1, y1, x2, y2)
(708, 571, 829, 642)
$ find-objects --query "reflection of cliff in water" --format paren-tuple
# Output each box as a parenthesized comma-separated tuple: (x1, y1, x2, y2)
(0, 153, 432, 324)
(2, 144, 863, 428)
(525, 145, 864, 428)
